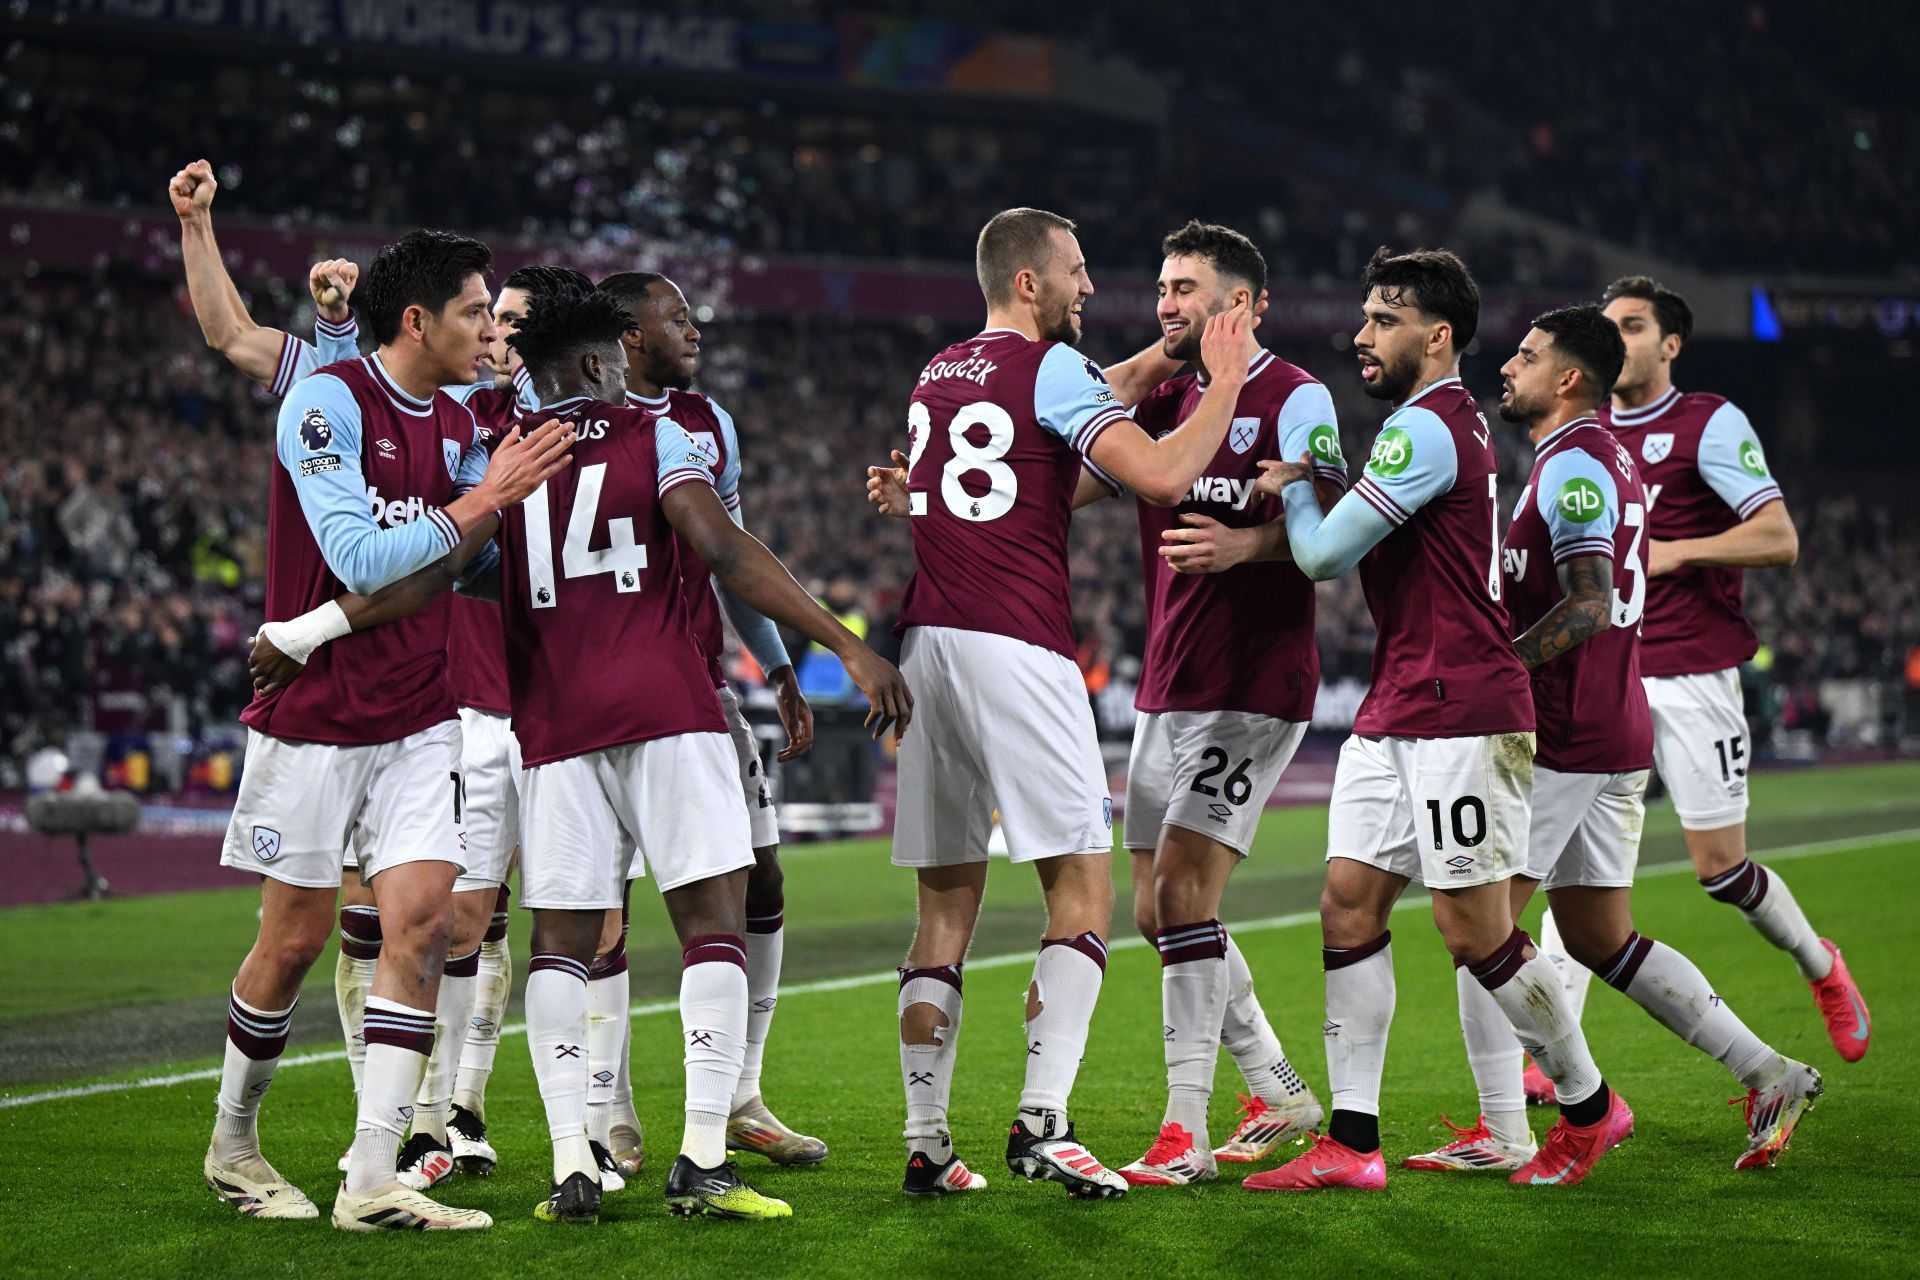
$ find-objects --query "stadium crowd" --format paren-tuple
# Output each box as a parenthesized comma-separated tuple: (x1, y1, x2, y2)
(8, 5, 1910, 277)
(3, 265, 1912, 782)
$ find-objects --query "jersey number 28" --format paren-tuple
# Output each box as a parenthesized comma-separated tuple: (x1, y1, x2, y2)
(907, 401, 1017, 523)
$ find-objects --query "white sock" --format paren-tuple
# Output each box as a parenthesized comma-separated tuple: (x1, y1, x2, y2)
(1471, 931, 1603, 1108)
(1701, 858, 1832, 979)
(348, 996, 435, 1196)
(680, 939, 749, 1168)
(211, 988, 295, 1164)
(611, 1006, 640, 1133)
(1537, 907, 1595, 1020)
(1601, 932, 1785, 1090)
(1221, 933, 1309, 1104)
(1158, 920, 1228, 1144)
(1018, 933, 1108, 1133)
(454, 934, 512, 1119)
(586, 952, 629, 1149)
(1455, 967, 1529, 1147)
(527, 954, 595, 1185)
(899, 965, 964, 1158)
(1323, 932, 1395, 1121)
(413, 950, 477, 1145)
(335, 906, 381, 1098)
(735, 916, 785, 1110)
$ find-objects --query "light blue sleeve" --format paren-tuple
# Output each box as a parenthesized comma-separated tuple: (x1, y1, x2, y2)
(1033, 343, 1131, 455)
(655, 418, 718, 497)
(1349, 406, 1458, 525)
(311, 315, 360, 367)
(710, 398, 743, 511)
(1278, 480, 1398, 580)
(1697, 401, 1784, 520)
(1275, 382, 1349, 491)
(451, 402, 490, 494)
(276, 374, 460, 595)
(1535, 449, 1620, 564)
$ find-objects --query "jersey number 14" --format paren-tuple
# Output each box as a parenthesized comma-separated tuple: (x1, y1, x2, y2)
(524, 463, 649, 607)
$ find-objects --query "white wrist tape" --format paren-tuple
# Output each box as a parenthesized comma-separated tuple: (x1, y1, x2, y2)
(259, 600, 351, 665)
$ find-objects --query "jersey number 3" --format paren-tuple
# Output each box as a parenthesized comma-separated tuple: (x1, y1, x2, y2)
(907, 401, 1017, 522)
(524, 462, 649, 608)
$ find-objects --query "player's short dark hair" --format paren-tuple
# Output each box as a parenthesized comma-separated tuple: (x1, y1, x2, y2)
(1601, 274, 1695, 344)
(359, 229, 493, 346)
(597, 271, 671, 321)
(507, 281, 635, 377)
(1361, 246, 1480, 354)
(1160, 220, 1266, 298)
(501, 263, 592, 299)
(1531, 304, 1627, 407)
(976, 208, 1076, 308)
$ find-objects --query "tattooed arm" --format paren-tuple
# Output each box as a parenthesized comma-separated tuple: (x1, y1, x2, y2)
(1514, 554, 1613, 670)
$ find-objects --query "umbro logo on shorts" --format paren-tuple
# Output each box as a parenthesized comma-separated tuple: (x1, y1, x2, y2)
(1445, 855, 1475, 874)
(251, 826, 281, 861)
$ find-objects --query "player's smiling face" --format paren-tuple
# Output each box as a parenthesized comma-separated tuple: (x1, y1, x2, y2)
(1603, 297, 1673, 398)
(1498, 327, 1559, 424)
(420, 272, 496, 386)
(1157, 254, 1237, 363)
(634, 280, 701, 390)
(1034, 228, 1092, 346)
(1354, 287, 1428, 402)
(487, 286, 531, 379)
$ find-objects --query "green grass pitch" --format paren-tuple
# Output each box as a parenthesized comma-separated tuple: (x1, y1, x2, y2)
(2, 761, 1915, 1277)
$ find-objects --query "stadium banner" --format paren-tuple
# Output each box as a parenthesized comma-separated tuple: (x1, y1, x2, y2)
(3, 200, 1568, 340)
(43, 2, 1051, 95)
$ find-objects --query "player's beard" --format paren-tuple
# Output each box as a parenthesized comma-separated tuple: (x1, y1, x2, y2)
(1162, 316, 1204, 364)
(1038, 287, 1080, 346)
(1497, 384, 1541, 424)
(1362, 348, 1420, 402)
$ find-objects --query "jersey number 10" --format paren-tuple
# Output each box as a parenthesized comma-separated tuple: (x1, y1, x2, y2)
(524, 462, 649, 607)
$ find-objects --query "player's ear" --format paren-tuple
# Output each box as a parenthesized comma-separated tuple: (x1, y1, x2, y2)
(1660, 332, 1683, 362)
(580, 349, 601, 384)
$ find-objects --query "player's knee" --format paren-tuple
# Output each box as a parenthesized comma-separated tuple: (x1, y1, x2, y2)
(1318, 882, 1386, 948)
(379, 898, 454, 966)
(594, 909, 626, 959)
(263, 922, 331, 980)
(900, 1001, 949, 1046)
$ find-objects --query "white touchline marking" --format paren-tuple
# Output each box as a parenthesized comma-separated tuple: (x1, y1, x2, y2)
(3, 825, 1912, 1110)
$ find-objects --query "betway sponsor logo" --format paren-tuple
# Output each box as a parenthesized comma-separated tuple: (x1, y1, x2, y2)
(366, 486, 442, 528)
(1188, 475, 1259, 509)
(917, 355, 997, 387)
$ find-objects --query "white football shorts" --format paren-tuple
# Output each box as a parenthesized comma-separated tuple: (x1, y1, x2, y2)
(518, 731, 752, 909)
(1523, 766, 1649, 890)
(1644, 667, 1749, 830)
(453, 706, 521, 893)
(891, 626, 1113, 868)
(1124, 710, 1307, 857)
(221, 720, 464, 889)
(717, 683, 780, 850)
(1326, 731, 1535, 889)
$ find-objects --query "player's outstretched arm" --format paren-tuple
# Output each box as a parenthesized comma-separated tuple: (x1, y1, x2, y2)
(712, 500, 812, 760)
(1083, 302, 1258, 506)
(1649, 499, 1797, 576)
(663, 476, 911, 743)
(172, 159, 288, 387)
(1513, 554, 1614, 669)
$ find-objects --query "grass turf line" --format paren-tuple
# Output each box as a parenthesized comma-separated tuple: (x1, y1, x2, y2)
(0, 762, 1913, 1277)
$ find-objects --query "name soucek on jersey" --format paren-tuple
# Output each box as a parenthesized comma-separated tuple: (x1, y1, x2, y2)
(494, 396, 726, 767)
(1602, 388, 1783, 677)
(243, 354, 492, 745)
(1346, 378, 1534, 738)
(1124, 349, 1348, 722)
(1503, 418, 1653, 772)
(897, 328, 1129, 659)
